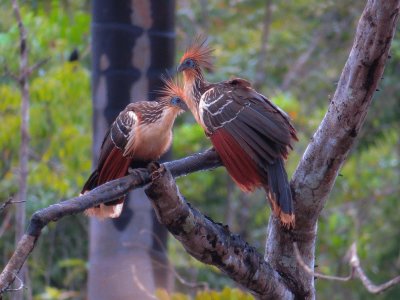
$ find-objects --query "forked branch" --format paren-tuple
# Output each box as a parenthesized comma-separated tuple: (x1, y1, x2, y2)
(294, 243, 400, 294)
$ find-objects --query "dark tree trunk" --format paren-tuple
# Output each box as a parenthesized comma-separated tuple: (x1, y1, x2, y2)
(88, 1, 175, 299)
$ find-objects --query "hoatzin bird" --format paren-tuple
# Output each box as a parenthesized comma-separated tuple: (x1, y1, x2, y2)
(177, 39, 298, 227)
(81, 79, 187, 218)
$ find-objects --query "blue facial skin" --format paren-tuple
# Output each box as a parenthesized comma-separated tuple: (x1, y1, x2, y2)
(177, 58, 195, 72)
(170, 97, 188, 111)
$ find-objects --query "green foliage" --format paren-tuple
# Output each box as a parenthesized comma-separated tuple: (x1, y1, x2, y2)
(0, 1, 90, 298)
(156, 287, 254, 300)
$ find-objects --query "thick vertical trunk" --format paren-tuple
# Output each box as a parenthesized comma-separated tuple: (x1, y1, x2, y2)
(88, 1, 175, 299)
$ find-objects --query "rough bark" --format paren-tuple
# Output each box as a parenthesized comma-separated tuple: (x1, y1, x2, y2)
(265, 1, 400, 299)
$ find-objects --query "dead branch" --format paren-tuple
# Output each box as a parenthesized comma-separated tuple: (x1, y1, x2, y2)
(0, 149, 221, 294)
(348, 243, 400, 293)
(131, 265, 157, 300)
(294, 242, 400, 294)
(4, 275, 24, 292)
(144, 163, 293, 299)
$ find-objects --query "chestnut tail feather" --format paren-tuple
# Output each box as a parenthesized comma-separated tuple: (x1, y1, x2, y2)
(210, 129, 262, 192)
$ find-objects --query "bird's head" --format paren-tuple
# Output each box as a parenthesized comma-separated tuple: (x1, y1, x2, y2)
(169, 95, 188, 112)
(177, 57, 197, 72)
(158, 77, 188, 114)
(177, 36, 213, 77)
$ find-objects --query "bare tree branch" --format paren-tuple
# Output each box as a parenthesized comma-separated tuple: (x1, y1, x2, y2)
(293, 242, 355, 282)
(0, 149, 221, 294)
(0, 198, 26, 215)
(294, 242, 400, 294)
(12, 0, 30, 246)
(4, 275, 24, 292)
(131, 265, 158, 300)
(348, 243, 400, 294)
(144, 163, 293, 299)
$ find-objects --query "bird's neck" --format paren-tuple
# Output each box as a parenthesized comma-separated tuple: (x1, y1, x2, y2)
(183, 71, 208, 124)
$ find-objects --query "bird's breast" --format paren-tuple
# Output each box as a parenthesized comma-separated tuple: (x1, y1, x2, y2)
(132, 116, 174, 161)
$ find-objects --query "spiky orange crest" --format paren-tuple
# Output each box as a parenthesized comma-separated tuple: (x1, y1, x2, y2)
(179, 36, 214, 71)
(158, 76, 186, 104)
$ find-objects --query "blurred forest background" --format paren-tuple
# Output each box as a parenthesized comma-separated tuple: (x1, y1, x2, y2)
(0, 0, 399, 299)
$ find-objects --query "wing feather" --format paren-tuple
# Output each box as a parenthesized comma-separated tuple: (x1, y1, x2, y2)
(200, 82, 296, 167)
(210, 128, 261, 192)
(110, 105, 137, 151)
(81, 103, 138, 219)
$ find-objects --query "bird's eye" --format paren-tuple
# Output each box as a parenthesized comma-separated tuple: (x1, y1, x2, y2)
(171, 96, 181, 105)
(185, 59, 195, 68)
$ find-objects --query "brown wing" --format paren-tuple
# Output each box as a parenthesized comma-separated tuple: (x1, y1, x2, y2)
(81, 103, 138, 193)
(200, 78, 297, 166)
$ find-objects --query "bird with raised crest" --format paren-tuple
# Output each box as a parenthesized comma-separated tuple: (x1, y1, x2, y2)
(177, 38, 298, 228)
(81, 78, 187, 218)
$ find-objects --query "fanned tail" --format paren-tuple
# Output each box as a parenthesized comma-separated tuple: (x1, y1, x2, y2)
(264, 158, 295, 228)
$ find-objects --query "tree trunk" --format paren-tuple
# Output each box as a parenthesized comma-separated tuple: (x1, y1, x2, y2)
(88, 1, 175, 299)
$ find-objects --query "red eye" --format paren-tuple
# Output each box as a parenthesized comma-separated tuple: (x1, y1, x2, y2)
(185, 59, 195, 68)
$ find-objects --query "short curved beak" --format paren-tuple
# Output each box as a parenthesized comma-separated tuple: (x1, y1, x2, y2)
(179, 101, 189, 112)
